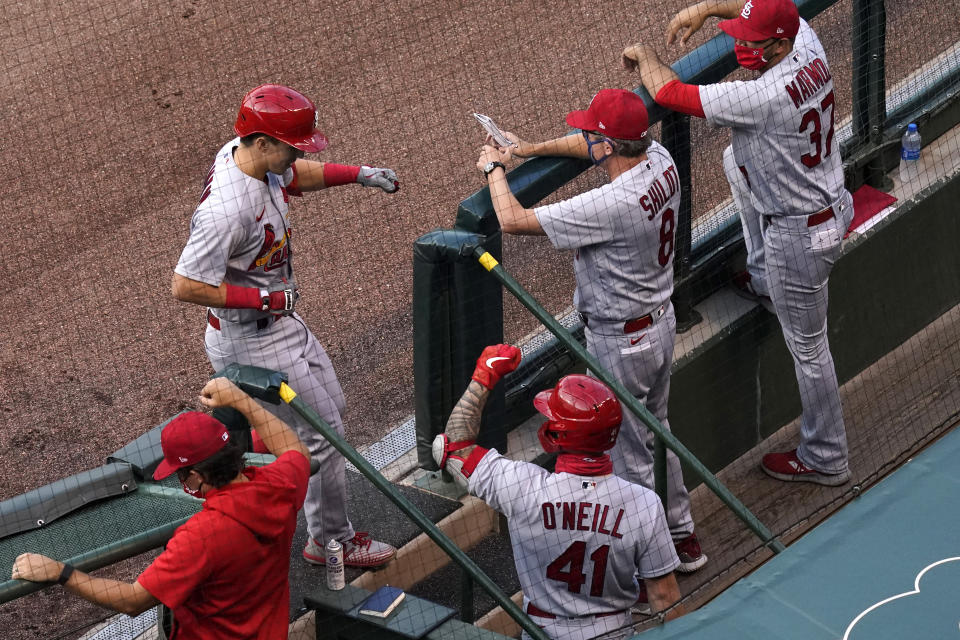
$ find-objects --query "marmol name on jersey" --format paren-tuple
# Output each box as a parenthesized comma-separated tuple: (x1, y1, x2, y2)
(540, 501, 626, 539)
(785, 57, 832, 109)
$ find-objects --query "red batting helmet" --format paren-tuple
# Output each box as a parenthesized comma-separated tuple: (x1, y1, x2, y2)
(234, 84, 328, 153)
(534, 375, 622, 454)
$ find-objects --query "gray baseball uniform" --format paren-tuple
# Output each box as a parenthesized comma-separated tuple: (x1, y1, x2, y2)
(721, 17, 823, 295)
(469, 448, 679, 640)
(701, 19, 853, 473)
(534, 141, 694, 539)
(175, 137, 354, 545)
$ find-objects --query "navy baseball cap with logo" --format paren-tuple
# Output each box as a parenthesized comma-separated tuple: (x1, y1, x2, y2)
(153, 411, 231, 480)
(566, 89, 649, 141)
(719, 0, 800, 41)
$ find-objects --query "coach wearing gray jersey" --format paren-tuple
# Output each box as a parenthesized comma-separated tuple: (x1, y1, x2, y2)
(477, 88, 706, 578)
(623, 0, 853, 486)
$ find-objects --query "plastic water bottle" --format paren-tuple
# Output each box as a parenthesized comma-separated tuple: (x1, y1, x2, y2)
(898, 123, 921, 187)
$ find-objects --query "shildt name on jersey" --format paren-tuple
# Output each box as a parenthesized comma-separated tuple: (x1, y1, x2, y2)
(639, 163, 680, 218)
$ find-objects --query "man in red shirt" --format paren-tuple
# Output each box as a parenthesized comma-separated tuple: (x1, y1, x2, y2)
(11, 377, 310, 639)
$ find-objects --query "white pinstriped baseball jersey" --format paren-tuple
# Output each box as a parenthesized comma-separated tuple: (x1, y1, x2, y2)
(175, 137, 300, 324)
(469, 449, 679, 617)
(700, 19, 844, 216)
(534, 141, 681, 321)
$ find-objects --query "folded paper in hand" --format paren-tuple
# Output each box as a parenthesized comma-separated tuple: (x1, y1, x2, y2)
(358, 585, 405, 618)
(473, 113, 516, 148)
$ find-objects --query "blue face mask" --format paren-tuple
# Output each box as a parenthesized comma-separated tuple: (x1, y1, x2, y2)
(582, 131, 613, 166)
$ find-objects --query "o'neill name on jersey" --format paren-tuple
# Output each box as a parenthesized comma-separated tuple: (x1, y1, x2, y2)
(541, 502, 626, 539)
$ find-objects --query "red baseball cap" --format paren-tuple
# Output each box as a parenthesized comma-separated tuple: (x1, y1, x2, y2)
(566, 89, 649, 141)
(153, 412, 231, 480)
(719, 0, 800, 41)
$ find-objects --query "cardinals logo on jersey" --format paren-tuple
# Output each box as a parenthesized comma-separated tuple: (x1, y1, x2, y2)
(248, 223, 290, 272)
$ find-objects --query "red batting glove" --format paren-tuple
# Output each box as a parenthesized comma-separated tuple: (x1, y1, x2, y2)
(223, 284, 297, 315)
(266, 288, 298, 316)
(471, 344, 522, 390)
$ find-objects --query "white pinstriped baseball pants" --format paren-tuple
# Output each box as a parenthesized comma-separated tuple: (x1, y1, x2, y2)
(725, 140, 853, 473)
(585, 302, 695, 539)
(520, 608, 632, 640)
(763, 196, 854, 473)
(724, 144, 769, 296)
(204, 312, 355, 545)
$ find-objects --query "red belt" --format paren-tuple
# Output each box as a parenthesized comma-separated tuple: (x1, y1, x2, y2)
(525, 603, 625, 620)
(207, 310, 277, 331)
(623, 304, 665, 334)
(581, 304, 665, 334)
(807, 206, 835, 227)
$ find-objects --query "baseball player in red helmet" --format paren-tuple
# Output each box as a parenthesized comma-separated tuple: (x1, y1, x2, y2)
(623, 0, 853, 486)
(172, 84, 399, 567)
(478, 89, 707, 576)
(434, 345, 684, 639)
(11, 378, 310, 640)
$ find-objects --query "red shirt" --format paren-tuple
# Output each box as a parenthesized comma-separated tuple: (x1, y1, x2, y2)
(138, 450, 309, 640)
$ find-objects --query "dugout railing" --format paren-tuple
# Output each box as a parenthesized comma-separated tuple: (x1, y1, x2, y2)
(0, 364, 555, 640)
(413, 0, 960, 536)
(2, 2, 958, 637)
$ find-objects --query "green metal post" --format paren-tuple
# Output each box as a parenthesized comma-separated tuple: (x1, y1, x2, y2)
(474, 247, 786, 554)
(461, 571, 475, 623)
(851, 0, 889, 189)
(661, 112, 702, 334)
(278, 386, 551, 640)
(654, 436, 668, 513)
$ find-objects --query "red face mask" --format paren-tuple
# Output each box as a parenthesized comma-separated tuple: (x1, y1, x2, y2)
(734, 42, 773, 70)
(178, 470, 204, 497)
(181, 480, 202, 497)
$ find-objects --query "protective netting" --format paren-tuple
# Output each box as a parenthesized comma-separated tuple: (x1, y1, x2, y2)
(1, 0, 959, 638)
(408, 0, 960, 636)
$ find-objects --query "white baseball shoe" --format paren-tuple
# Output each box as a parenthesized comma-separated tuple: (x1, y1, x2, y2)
(631, 582, 651, 616)
(732, 271, 775, 314)
(303, 532, 396, 568)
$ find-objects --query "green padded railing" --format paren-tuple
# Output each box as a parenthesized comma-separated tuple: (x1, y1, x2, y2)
(0, 490, 199, 603)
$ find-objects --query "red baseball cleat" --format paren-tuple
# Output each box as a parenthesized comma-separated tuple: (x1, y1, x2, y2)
(761, 449, 850, 486)
(674, 532, 708, 573)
